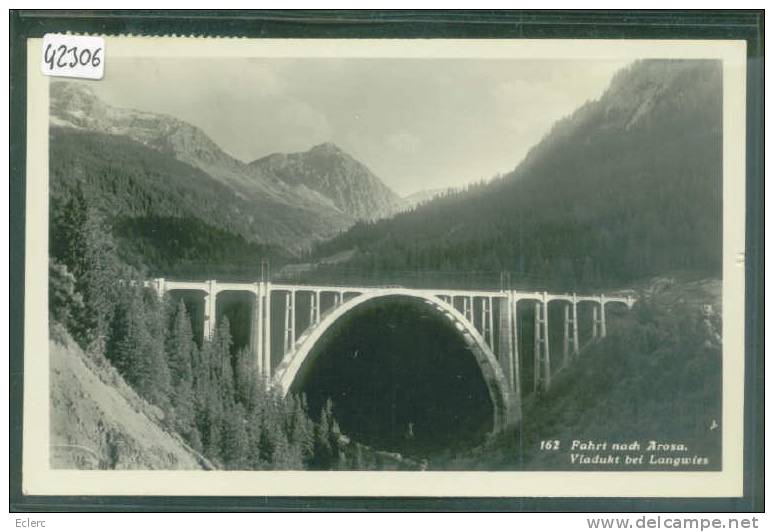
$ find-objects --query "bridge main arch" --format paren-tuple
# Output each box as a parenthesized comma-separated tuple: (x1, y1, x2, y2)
(271, 289, 519, 433)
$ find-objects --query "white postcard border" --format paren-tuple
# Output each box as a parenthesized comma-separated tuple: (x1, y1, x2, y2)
(22, 37, 747, 498)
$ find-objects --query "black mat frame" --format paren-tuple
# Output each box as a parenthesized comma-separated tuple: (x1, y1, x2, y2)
(8, 9, 765, 513)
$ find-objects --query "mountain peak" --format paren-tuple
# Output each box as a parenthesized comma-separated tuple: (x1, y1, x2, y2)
(309, 142, 345, 155)
(251, 142, 404, 220)
(50, 81, 104, 124)
(51, 80, 98, 100)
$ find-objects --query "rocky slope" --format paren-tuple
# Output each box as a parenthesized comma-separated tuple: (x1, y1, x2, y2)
(251, 143, 404, 221)
(52, 82, 290, 203)
(49, 82, 401, 254)
(49, 325, 211, 470)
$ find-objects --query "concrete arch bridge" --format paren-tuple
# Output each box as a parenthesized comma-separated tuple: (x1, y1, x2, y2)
(146, 279, 635, 432)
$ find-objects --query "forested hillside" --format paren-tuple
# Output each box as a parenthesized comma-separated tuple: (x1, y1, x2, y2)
(310, 60, 723, 290)
(49, 189, 353, 470)
(50, 128, 290, 276)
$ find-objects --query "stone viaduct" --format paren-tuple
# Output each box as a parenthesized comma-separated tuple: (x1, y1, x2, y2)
(145, 279, 635, 432)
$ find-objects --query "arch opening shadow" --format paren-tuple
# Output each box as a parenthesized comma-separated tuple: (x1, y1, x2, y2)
(289, 296, 496, 458)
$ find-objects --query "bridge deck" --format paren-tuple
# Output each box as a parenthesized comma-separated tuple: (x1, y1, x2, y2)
(152, 279, 633, 306)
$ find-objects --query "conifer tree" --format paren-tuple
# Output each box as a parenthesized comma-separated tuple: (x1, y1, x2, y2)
(107, 286, 172, 417)
(108, 287, 153, 396)
(166, 301, 201, 449)
(80, 211, 121, 344)
(198, 335, 223, 463)
(51, 183, 88, 281)
(196, 317, 235, 464)
(245, 399, 267, 470)
(48, 259, 84, 333)
(257, 405, 280, 466)
(141, 289, 173, 417)
(222, 402, 249, 470)
(328, 415, 346, 470)
(234, 347, 257, 407)
(284, 395, 314, 462)
(312, 399, 335, 469)
(52, 185, 121, 349)
(213, 318, 236, 412)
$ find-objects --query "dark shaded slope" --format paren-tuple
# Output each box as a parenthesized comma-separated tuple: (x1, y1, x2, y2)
(310, 60, 723, 290)
(50, 128, 289, 274)
(432, 279, 722, 471)
(113, 216, 280, 278)
(50, 127, 351, 248)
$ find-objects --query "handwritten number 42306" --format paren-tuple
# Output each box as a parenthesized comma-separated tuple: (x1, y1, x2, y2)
(44, 43, 102, 69)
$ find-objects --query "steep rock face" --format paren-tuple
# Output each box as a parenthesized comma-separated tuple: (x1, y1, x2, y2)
(51, 82, 225, 162)
(250, 143, 404, 221)
(514, 59, 722, 185)
(502, 58, 723, 235)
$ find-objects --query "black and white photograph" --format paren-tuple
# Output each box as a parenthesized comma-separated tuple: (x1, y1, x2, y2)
(18, 35, 750, 499)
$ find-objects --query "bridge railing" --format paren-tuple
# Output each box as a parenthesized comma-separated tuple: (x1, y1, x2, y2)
(145, 261, 635, 295)
(272, 268, 620, 293)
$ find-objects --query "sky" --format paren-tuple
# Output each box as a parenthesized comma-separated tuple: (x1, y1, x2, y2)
(90, 57, 629, 196)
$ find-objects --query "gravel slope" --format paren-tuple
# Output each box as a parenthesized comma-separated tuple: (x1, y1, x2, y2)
(49, 326, 210, 470)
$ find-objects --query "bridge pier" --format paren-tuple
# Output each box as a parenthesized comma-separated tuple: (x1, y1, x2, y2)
(491, 298, 497, 349)
(591, 307, 599, 340)
(563, 299, 580, 364)
(600, 295, 607, 338)
(250, 283, 264, 378)
(463, 296, 473, 323)
(263, 283, 272, 387)
(572, 294, 580, 356)
(542, 293, 551, 390)
(498, 292, 521, 424)
(479, 298, 485, 343)
(511, 296, 520, 389)
(203, 280, 218, 340)
(497, 297, 514, 386)
(563, 303, 570, 366)
(533, 295, 551, 393)
(510, 295, 522, 422)
(480, 298, 493, 348)
(533, 302, 540, 392)
(203, 293, 213, 340)
(283, 290, 296, 355)
(498, 294, 522, 425)
(153, 277, 166, 297)
(309, 290, 321, 327)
